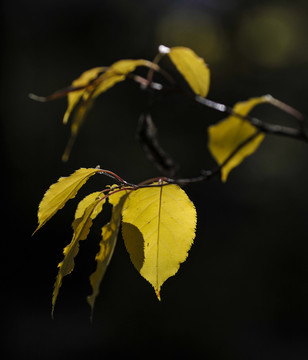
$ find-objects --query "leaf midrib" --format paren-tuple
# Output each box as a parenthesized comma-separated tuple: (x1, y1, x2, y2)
(156, 186, 163, 291)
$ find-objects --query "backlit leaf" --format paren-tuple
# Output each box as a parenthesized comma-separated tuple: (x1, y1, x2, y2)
(62, 91, 94, 162)
(52, 191, 105, 317)
(34, 168, 100, 233)
(208, 96, 270, 182)
(87, 188, 129, 315)
(165, 46, 210, 97)
(92, 59, 151, 98)
(63, 67, 105, 125)
(62, 59, 151, 161)
(122, 183, 196, 300)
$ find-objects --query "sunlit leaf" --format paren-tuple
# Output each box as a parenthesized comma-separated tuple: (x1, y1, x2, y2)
(122, 183, 196, 300)
(165, 46, 210, 97)
(62, 59, 151, 161)
(87, 188, 129, 315)
(64, 60, 150, 121)
(62, 91, 94, 162)
(63, 67, 105, 125)
(92, 59, 151, 98)
(208, 96, 270, 182)
(34, 168, 100, 233)
(52, 191, 105, 317)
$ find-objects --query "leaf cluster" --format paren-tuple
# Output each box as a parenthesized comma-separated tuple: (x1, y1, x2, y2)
(34, 168, 196, 318)
(32, 45, 307, 318)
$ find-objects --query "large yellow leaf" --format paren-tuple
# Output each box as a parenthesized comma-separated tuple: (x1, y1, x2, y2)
(122, 183, 196, 300)
(166, 46, 210, 98)
(34, 168, 100, 233)
(63, 67, 105, 125)
(208, 96, 270, 182)
(87, 188, 129, 315)
(92, 59, 150, 98)
(52, 191, 105, 316)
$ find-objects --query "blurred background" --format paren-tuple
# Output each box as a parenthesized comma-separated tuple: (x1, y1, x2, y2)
(2, 0, 308, 358)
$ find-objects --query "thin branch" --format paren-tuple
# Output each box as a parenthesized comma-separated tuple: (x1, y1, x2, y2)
(248, 116, 307, 141)
(136, 113, 178, 177)
(30, 53, 308, 186)
(195, 95, 308, 143)
(166, 130, 262, 186)
(146, 52, 164, 86)
(29, 68, 109, 102)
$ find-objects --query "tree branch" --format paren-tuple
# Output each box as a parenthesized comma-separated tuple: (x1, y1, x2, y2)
(194, 95, 308, 143)
(136, 113, 178, 177)
(166, 130, 262, 186)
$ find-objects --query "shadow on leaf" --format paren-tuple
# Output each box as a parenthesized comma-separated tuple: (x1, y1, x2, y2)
(122, 222, 145, 272)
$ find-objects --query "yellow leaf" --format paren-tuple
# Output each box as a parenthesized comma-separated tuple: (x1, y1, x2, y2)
(122, 183, 196, 300)
(34, 168, 100, 233)
(92, 59, 150, 98)
(62, 67, 106, 161)
(91, 73, 125, 99)
(110, 59, 151, 74)
(208, 96, 270, 182)
(63, 67, 105, 125)
(52, 191, 105, 317)
(167, 46, 210, 97)
(62, 91, 94, 162)
(87, 188, 129, 315)
(61, 60, 150, 160)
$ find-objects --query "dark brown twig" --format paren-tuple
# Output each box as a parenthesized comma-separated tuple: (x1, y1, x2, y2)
(136, 113, 178, 178)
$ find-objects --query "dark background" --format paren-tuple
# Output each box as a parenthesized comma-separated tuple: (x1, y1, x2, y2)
(2, 0, 308, 358)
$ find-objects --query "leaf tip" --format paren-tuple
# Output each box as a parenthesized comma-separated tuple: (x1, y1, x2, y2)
(51, 296, 56, 320)
(61, 153, 69, 162)
(155, 289, 161, 301)
(87, 296, 95, 322)
(87, 294, 94, 311)
(31, 227, 39, 236)
(63, 112, 70, 125)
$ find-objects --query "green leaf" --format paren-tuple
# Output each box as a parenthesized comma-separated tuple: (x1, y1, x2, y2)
(52, 191, 105, 317)
(87, 188, 129, 315)
(122, 183, 196, 300)
(208, 96, 270, 182)
(34, 168, 100, 233)
(164, 46, 210, 98)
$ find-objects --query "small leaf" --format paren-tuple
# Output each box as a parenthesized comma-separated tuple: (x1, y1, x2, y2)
(34, 168, 100, 233)
(87, 188, 129, 315)
(208, 96, 270, 182)
(92, 59, 151, 98)
(52, 191, 105, 317)
(63, 67, 105, 124)
(62, 91, 94, 162)
(110, 59, 151, 74)
(167, 46, 210, 97)
(122, 183, 196, 300)
(62, 59, 150, 160)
